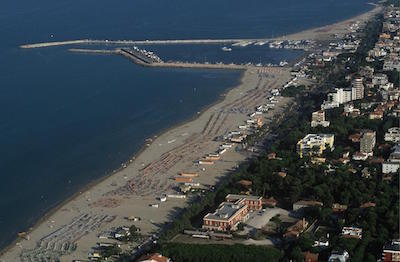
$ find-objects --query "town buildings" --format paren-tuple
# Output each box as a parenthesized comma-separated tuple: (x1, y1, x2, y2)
(360, 130, 376, 155)
(351, 77, 365, 100)
(293, 200, 323, 211)
(327, 88, 353, 105)
(322, 77, 365, 109)
(373, 73, 389, 86)
(283, 218, 309, 238)
(341, 226, 363, 239)
(332, 203, 348, 213)
(311, 110, 330, 127)
(382, 239, 400, 262)
(382, 144, 400, 174)
(203, 195, 262, 232)
(140, 253, 171, 262)
(352, 151, 369, 161)
(383, 60, 400, 71)
(328, 250, 350, 262)
(303, 251, 319, 262)
(225, 194, 263, 210)
(383, 161, 400, 174)
(297, 134, 335, 158)
(385, 127, 400, 143)
(344, 104, 361, 117)
(202, 201, 249, 232)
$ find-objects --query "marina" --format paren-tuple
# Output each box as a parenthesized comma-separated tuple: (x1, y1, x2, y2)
(21, 38, 316, 51)
(69, 44, 304, 69)
(70, 48, 261, 70)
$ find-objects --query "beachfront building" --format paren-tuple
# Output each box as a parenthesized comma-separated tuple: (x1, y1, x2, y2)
(311, 110, 330, 127)
(202, 201, 249, 232)
(360, 130, 376, 156)
(297, 134, 335, 158)
(382, 239, 400, 262)
(225, 194, 263, 210)
(203, 194, 262, 232)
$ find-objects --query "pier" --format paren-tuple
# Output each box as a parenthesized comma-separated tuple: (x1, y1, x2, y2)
(118, 48, 248, 69)
(69, 48, 249, 70)
(68, 48, 118, 54)
(20, 38, 269, 49)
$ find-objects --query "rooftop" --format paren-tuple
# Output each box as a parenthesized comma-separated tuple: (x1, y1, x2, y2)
(139, 253, 170, 262)
(225, 194, 262, 201)
(383, 239, 400, 252)
(294, 200, 324, 206)
(300, 134, 334, 144)
(204, 202, 246, 221)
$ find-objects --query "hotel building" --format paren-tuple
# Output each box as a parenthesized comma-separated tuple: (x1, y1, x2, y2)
(202, 195, 262, 232)
(297, 134, 335, 158)
(360, 130, 376, 156)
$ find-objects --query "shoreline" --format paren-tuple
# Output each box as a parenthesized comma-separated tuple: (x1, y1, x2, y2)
(18, 6, 382, 50)
(274, 4, 382, 41)
(1, 64, 292, 261)
(0, 4, 383, 260)
(0, 68, 246, 257)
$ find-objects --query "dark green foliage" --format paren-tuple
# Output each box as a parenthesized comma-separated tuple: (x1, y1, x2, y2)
(128, 225, 143, 242)
(154, 13, 399, 261)
(387, 69, 400, 87)
(159, 243, 282, 262)
(281, 85, 306, 97)
(384, 0, 400, 7)
(159, 186, 230, 241)
(101, 244, 122, 258)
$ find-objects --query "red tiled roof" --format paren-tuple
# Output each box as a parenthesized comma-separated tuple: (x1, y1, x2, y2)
(140, 253, 169, 262)
(303, 251, 319, 262)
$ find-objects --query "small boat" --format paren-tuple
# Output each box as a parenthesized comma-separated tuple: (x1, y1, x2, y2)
(221, 47, 232, 52)
(279, 60, 288, 67)
(255, 41, 268, 46)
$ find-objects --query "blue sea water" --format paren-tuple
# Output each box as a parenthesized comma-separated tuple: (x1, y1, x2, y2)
(138, 44, 305, 65)
(0, 0, 375, 249)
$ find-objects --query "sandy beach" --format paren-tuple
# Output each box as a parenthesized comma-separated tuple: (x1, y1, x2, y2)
(1, 66, 293, 261)
(0, 4, 382, 261)
(275, 4, 382, 41)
